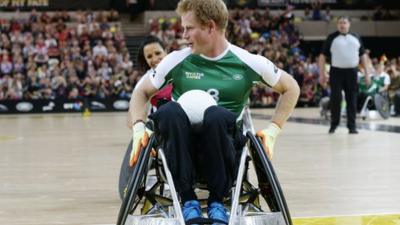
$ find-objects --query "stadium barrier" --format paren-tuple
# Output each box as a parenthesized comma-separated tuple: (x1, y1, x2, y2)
(0, 98, 130, 114)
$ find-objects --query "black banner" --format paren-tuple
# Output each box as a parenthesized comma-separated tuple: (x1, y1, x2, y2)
(0, 0, 48, 8)
(0, 0, 111, 10)
(150, 0, 179, 10)
(0, 98, 130, 114)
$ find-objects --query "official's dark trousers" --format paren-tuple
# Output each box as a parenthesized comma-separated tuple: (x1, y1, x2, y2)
(149, 101, 246, 204)
(329, 67, 358, 130)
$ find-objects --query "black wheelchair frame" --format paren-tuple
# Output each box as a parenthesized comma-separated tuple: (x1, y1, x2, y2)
(116, 129, 292, 225)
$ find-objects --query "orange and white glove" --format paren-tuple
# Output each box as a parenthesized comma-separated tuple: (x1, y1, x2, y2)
(129, 121, 153, 167)
(256, 123, 281, 160)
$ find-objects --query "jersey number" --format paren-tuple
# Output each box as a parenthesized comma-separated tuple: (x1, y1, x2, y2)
(207, 88, 219, 102)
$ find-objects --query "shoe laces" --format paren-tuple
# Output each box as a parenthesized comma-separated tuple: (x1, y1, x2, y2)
(208, 203, 228, 221)
(183, 201, 201, 218)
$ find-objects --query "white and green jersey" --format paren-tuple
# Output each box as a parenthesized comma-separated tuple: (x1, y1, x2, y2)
(149, 43, 281, 117)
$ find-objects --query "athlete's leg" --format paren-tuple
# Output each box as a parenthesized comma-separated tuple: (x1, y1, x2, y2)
(200, 106, 246, 204)
(149, 101, 197, 202)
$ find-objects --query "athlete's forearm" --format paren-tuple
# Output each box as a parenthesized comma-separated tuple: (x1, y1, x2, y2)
(271, 89, 299, 128)
(271, 73, 300, 128)
(128, 91, 150, 128)
(127, 78, 158, 129)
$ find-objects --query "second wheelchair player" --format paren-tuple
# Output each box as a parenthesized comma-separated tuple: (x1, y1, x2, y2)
(127, 35, 172, 127)
(119, 35, 171, 199)
(358, 63, 391, 118)
(128, 0, 300, 224)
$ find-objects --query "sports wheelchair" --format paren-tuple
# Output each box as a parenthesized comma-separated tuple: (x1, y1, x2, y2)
(319, 77, 391, 121)
(117, 107, 292, 225)
(358, 77, 390, 120)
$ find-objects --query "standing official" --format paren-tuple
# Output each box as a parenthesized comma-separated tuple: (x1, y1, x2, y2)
(319, 16, 371, 134)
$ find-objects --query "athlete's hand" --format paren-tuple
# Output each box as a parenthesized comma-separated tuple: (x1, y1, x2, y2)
(130, 122, 153, 167)
(256, 123, 281, 160)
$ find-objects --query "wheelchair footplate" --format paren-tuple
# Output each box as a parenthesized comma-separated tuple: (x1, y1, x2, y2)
(232, 212, 285, 225)
(125, 214, 180, 225)
(124, 211, 285, 225)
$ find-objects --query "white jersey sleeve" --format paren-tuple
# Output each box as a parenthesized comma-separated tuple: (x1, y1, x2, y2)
(149, 47, 192, 89)
(229, 44, 281, 87)
(133, 69, 153, 91)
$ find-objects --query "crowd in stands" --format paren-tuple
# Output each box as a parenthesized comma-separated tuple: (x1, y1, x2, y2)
(1, 7, 400, 110)
(303, 1, 332, 21)
(301, 1, 400, 21)
(0, 9, 144, 101)
(370, 6, 400, 21)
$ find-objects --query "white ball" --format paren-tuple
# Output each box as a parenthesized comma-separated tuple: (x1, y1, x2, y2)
(177, 90, 217, 127)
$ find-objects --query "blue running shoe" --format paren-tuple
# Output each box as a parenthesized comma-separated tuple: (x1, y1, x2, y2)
(207, 202, 229, 224)
(182, 200, 202, 222)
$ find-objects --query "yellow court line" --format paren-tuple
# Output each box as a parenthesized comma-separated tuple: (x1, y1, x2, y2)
(293, 213, 400, 225)
(0, 135, 17, 142)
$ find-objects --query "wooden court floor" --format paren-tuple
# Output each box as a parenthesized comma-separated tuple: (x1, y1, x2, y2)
(1, 108, 400, 225)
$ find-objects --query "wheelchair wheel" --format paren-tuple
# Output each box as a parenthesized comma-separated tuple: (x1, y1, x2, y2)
(116, 134, 156, 225)
(247, 131, 293, 225)
(118, 139, 134, 200)
(374, 93, 390, 119)
(319, 96, 330, 121)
